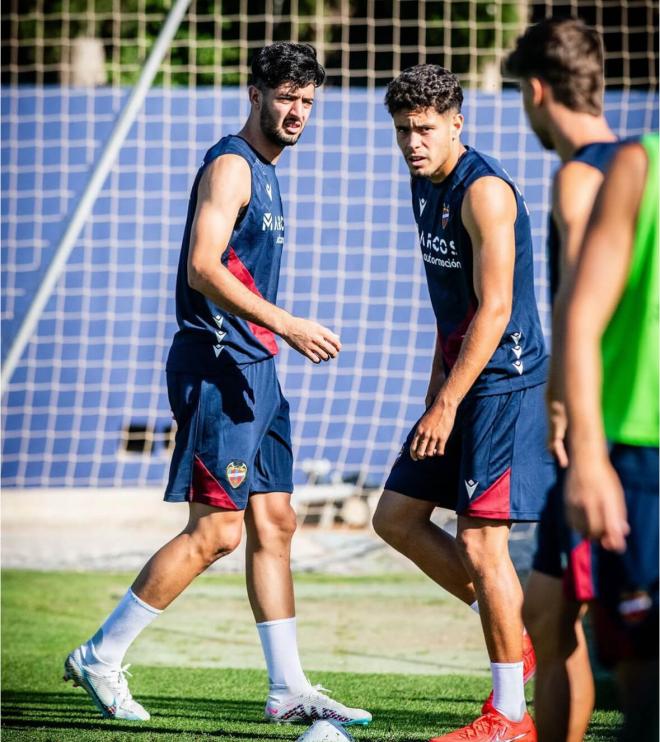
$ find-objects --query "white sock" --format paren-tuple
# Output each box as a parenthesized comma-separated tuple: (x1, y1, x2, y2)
(256, 617, 309, 697)
(84, 589, 161, 669)
(491, 661, 526, 721)
(470, 600, 480, 614)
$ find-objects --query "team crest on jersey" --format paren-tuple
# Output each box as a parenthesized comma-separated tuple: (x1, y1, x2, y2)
(226, 461, 248, 488)
(441, 203, 450, 229)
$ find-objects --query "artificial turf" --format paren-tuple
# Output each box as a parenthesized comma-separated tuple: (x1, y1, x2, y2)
(1, 570, 623, 741)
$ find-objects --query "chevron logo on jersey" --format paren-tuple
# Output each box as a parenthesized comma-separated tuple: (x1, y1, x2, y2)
(442, 203, 450, 229)
(419, 198, 427, 215)
(265, 182, 272, 200)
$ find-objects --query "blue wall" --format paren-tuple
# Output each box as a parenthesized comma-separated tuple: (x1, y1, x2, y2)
(2, 87, 657, 487)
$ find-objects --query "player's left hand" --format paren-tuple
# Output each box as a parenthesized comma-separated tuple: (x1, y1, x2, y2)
(565, 456, 630, 553)
(410, 396, 457, 460)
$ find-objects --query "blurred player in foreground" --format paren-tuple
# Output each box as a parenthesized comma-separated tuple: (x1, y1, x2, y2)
(64, 42, 371, 727)
(564, 134, 659, 741)
(374, 64, 552, 741)
(504, 18, 619, 740)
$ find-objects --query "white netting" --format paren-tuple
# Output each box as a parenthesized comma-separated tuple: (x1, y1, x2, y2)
(2, 1, 658, 488)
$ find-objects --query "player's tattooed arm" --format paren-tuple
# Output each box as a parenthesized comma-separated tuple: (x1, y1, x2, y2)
(547, 162, 606, 467)
(564, 143, 646, 552)
(187, 154, 341, 363)
(410, 176, 515, 461)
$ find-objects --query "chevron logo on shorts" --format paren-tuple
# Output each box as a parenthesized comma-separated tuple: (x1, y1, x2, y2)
(226, 461, 247, 488)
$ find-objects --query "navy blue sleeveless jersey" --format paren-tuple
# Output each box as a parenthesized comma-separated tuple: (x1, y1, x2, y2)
(412, 146, 547, 395)
(167, 135, 285, 375)
(547, 141, 621, 300)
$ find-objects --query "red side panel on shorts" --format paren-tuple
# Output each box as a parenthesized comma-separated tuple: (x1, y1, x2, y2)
(226, 247, 279, 356)
(564, 539, 596, 602)
(190, 454, 239, 510)
(465, 467, 511, 519)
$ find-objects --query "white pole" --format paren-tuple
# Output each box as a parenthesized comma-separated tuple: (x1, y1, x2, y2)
(1, 0, 193, 392)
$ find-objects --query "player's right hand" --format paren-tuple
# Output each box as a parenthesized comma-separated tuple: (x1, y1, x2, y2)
(565, 457, 630, 554)
(281, 316, 341, 363)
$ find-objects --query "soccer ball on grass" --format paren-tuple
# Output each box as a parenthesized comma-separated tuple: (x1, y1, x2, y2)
(295, 719, 355, 742)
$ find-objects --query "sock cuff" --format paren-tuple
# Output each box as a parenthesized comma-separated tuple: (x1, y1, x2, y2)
(256, 616, 296, 628)
(490, 661, 524, 670)
(128, 589, 162, 615)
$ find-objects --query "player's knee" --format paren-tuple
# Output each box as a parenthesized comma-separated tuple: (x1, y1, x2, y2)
(372, 500, 406, 548)
(253, 503, 297, 546)
(192, 524, 242, 567)
(456, 529, 489, 574)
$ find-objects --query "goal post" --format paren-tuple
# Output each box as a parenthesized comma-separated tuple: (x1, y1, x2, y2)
(1, 0, 193, 391)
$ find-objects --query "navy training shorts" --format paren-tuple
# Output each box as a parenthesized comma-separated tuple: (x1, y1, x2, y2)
(532, 444, 659, 666)
(384, 382, 555, 522)
(164, 357, 293, 510)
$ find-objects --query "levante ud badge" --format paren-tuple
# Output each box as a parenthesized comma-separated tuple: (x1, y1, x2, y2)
(442, 203, 450, 229)
(226, 461, 248, 488)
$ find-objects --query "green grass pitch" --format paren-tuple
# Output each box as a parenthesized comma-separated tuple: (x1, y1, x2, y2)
(2, 570, 622, 741)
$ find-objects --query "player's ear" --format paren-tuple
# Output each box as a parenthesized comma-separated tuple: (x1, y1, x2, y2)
(248, 84, 262, 110)
(451, 111, 464, 140)
(527, 77, 545, 107)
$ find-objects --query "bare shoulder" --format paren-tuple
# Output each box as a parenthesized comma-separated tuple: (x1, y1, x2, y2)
(553, 160, 603, 197)
(552, 161, 604, 227)
(462, 176, 516, 226)
(608, 140, 649, 182)
(198, 154, 251, 206)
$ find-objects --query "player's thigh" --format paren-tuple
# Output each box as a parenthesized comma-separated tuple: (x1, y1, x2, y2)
(382, 417, 461, 509)
(373, 489, 437, 537)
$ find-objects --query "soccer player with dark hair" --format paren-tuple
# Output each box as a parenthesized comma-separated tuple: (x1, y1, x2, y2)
(63, 41, 371, 727)
(564, 134, 659, 741)
(504, 18, 620, 740)
(374, 64, 552, 740)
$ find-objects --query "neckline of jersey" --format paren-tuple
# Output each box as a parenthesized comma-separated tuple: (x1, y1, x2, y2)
(231, 134, 276, 167)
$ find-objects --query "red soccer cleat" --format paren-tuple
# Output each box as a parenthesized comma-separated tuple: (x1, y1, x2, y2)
(481, 631, 536, 713)
(429, 705, 537, 741)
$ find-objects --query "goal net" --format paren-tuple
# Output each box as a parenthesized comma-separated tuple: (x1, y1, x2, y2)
(2, 0, 658, 489)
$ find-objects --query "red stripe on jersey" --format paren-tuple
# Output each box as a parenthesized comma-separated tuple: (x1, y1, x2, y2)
(437, 304, 476, 369)
(189, 454, 239, 510)
(465, 467, 511, 519)
(226, 247, 279, 355)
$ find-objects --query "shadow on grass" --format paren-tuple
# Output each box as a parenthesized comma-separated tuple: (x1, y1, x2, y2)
(1, 689, 474, 741)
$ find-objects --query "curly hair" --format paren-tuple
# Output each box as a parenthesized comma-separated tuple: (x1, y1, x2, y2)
(251, 42, 325, 91)
(385, 65, 463, 116)
(504, 18, 604, 115)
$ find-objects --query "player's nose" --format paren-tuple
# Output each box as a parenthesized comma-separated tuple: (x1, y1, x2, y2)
(291, 98, 305, 118)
